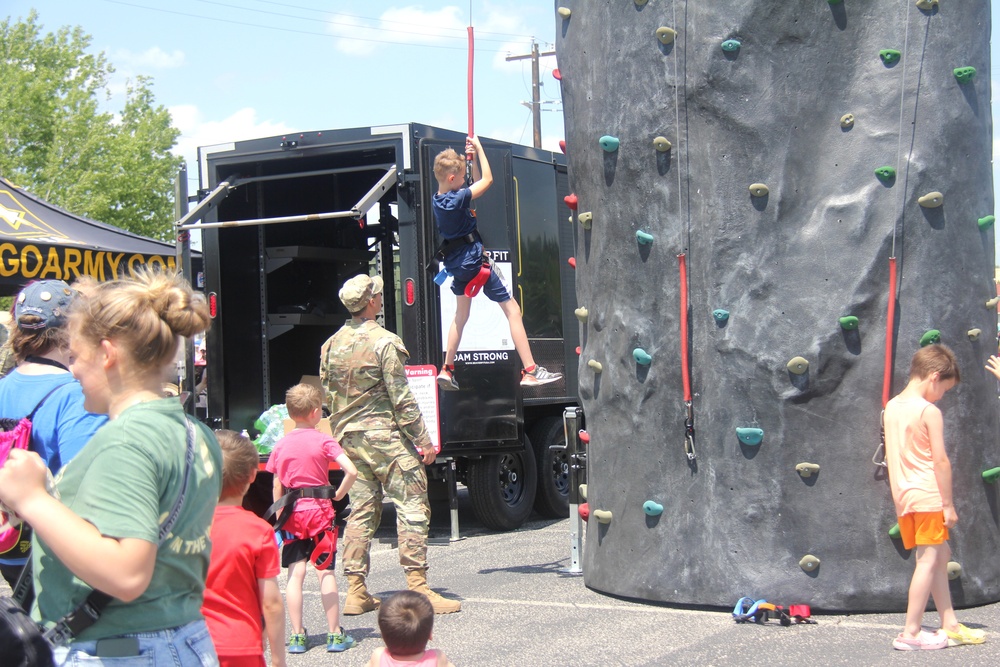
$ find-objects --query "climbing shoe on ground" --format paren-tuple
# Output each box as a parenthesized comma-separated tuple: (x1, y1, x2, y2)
(437, 367, 459, 391)
(944, 624, 986, 646)
(288, 631, 308, 654)
(892, 630, 947, 651)
(326, 630, 355, 652)
(520, 365, 562, 387)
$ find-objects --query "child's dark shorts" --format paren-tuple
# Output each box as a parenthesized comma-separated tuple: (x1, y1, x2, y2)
(449, 263, 512, 303)
(282, 538, 337, 569)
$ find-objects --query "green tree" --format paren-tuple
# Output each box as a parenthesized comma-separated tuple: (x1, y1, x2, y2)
(0, 10, 180, 239)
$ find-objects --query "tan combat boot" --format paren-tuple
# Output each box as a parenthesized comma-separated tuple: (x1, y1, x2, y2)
(405, 569, 462, 614)
(342, 574, 380, 615)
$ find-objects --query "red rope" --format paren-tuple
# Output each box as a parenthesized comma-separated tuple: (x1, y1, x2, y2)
(882, 256, 897, 407)
(678, 253, 692, 402)
(467, 26, 475, 140)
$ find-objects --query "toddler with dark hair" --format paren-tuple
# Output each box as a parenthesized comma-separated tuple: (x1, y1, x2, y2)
(367, 590, 454, 666)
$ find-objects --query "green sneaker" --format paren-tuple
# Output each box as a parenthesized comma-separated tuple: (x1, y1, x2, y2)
(327, 630, 355, 652)
(288, 631, 308, 654)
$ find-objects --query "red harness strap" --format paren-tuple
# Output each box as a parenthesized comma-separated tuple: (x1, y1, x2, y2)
(464, 261, 492, 297)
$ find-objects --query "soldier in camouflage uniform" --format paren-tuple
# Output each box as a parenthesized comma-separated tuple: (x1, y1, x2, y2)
(320, 274, 461, 615)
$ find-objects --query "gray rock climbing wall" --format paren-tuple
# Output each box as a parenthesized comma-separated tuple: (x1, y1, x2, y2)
(556, 0, 998, 611)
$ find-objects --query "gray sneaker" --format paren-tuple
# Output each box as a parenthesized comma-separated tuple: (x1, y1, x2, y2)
(521, 365, 562, 387)
(437, 367, 460, 391)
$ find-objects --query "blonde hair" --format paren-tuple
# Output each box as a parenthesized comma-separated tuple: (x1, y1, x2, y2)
(909, 344, 961, 383)
(285, 383, 324, 419)
(70, 270, 211, 373)
(216, 429, 259, 499)
(433, 148, 464, 183)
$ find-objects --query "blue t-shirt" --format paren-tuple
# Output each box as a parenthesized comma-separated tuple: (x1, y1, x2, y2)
(432, 188, 483, 272)
(0, 370, 108, 566)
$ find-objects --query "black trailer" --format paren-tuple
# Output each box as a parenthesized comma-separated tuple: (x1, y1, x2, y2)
(184, 123, 579, 530)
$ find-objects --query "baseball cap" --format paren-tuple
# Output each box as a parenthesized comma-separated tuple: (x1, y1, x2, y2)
(339, 274, 384, 312)
(15, 280, 77, 331)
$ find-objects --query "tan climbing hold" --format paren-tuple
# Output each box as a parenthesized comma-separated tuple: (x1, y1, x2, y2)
(968, 328, 982, 341)
(947, 561, 962, 580)
(796, 462, 820, 478)
(574, 307, 589, 322)
(634, 0, 649, 5)
(987, 297, 1000, 309)
(653, 136, 672, 152)
(840, 113, 855, 129)
(799, 554, 821, 572)
(749, 183, 769, 197)
(588, 360, 603, 373)
(915, 0, 938, 9)
(917, 191, 944, 208)
(656, 27, 677, 45)
(557, 7, 572, 19)
(593, 509, 613, 524)
(786, 357, 809, 375)
(578, 211, 593, 229)
(579, 484, 587, 500)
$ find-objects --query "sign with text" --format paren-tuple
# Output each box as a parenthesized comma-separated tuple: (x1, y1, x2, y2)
(405, 364, 441, 453)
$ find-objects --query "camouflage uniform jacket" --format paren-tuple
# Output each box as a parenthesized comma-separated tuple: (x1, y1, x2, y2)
(320, 318, 432, 449)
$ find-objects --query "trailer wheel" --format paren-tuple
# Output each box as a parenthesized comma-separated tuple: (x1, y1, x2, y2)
(530, 416, 570, 518)
(467, 435, 537, 531)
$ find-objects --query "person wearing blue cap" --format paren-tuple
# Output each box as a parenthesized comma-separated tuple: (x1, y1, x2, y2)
(0, 280, 108, 589)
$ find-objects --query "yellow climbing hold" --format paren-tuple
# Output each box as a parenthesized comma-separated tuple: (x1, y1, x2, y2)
(915, 0, 938, 9)
(593, 509, 613, 524)
(786, 357, 809, 375)
(588, 360, 603, 373)
(795, 462, 820, 478)
(986, 297, 1000, 309)
(917, 191, 944, 208)
(947, 561, 962, 580)
(634, 0, 649, 5)
(579, 211, 593, 230)
(656, 27, 677, 45)
(557, 7, 572, 19)
(968, 328, 982, 341)
(749, 183, 769, 197)
(653, 136, 672, 152)
(574, 307, 589, 323)
(579, 484, 588, 500)
(799, 554, 821, 572)
(840, 113, 855, 129)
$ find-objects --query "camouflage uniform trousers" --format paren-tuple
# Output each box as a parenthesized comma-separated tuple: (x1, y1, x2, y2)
(340, 429, 431, 576)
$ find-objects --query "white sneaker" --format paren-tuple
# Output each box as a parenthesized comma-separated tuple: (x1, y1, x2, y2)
(520, 366, 562, 386)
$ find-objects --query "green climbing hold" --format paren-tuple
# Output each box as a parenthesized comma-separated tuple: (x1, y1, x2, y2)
(712, 309, 729, 323)
(879, 49, 902, 65)
(795, 462, 820, 478)
(633, 348, 652, 366)
(721, 39, 741, 52)
(953, 67, 977, 84)
(643, 500, 664, 516)
(874, 166, 896, 182)
(978, 215, 995, 230)
(656, 27, 677, 45)
(919, 330, 941, 347)
(983, 467, 1000, 483)
(786, 357, 809, 375)
(736, 427, 764, 446)
(889, 523, 901, 539)
(947, 561, 962, 580)
(748, 183, 769, 197)
(652, 136, 672, 152)
(636, 230, 654, 245)
(918, 191, 944, 208)
(827, 0, 843, 4)
(578, 211, 593, 229)
(588, 359, 603, 373)
(968, 329, 982, 341)
(599, 135, 620, 152)
(593, 509, 613, 524)
(799, 555, 821, 572)
(839, 316, 859, 330)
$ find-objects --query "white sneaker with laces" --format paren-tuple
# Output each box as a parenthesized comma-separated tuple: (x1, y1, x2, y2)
(521, 365, 562, 387)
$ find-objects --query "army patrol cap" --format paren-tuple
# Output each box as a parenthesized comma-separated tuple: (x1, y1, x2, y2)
(339, 274, 384, 313)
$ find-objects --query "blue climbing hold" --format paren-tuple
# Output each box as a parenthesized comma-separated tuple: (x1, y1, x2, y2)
(736, 428, 764, 446)
(713, 309, 730, 323)
(721, 39, 741, 52)
(599, 135, 620, 152)
(643, 500, 664, 516)
(633, 348, 652, 365)
(636, 230, 654, 245)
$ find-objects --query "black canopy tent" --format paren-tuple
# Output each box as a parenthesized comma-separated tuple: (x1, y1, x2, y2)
(0, 177, 191, 295)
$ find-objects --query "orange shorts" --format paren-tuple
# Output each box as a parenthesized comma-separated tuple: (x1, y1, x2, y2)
(898, 511, 948, 550)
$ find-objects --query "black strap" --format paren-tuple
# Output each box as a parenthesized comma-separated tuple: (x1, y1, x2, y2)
(427, 229, 483, 273)
(41, 417, 198, 646)
(263, 486, 339, 532)
(24, 356, 70, 372)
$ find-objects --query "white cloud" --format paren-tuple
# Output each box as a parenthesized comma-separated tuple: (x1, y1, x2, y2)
(113, 47, 186, 70)
(327, 5, 470, 57)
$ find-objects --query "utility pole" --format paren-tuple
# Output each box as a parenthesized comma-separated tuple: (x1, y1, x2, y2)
(506, 41, 556, 148)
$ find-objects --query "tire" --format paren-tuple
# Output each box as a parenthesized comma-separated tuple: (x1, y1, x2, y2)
(530, 416, 570, 518)
(467, 435, 538, 531)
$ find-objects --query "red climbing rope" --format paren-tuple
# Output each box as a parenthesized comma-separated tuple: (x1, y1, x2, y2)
(678, 253, 692, 402)
(467, 26, 475, 141)
(882, 256, 897, 407)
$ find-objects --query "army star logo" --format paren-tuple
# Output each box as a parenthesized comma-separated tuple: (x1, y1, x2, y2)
(0, 201, 28, 229)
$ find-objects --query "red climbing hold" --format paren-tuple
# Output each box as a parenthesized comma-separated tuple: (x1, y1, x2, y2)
(579, 502, 590, 521)
(578, 430, 590, 444)
(564, 193, 578, 210)
(552, 68, 562, 80)
(575, 346, 581, 355)
(568, 257, 576, 268)
(559, 140, 567, 154)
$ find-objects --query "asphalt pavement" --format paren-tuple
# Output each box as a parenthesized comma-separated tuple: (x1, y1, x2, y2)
(4, 489, 998, 666)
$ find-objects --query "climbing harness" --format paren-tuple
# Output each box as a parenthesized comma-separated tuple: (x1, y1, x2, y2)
(678, 253, 695, 460)
(263, 486, 350, 570)
(732, 597, 816, 626)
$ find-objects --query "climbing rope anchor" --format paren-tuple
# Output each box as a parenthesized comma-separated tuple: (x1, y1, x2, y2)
(684, 401, 696, 460)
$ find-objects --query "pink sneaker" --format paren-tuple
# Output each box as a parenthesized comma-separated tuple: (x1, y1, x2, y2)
(892, 630, 948, 651)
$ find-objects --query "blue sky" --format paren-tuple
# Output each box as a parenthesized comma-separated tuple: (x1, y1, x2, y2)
(4, 1, 997, 234)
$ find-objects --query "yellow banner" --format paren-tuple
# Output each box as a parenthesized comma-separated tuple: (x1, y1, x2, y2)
(0, 243, 176, 282)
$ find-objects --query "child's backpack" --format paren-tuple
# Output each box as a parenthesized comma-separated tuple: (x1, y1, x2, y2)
(0, 382, 70, 554)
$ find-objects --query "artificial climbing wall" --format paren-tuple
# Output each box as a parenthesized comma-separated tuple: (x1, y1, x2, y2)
(556, 0, 998, 611)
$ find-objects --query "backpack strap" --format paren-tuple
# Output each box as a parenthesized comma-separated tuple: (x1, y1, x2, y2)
(26, 381, 73, 421)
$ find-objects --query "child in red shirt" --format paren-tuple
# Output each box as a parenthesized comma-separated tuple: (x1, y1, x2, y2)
(266, 383, 358, 654)
(203, 430, 286, 667)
